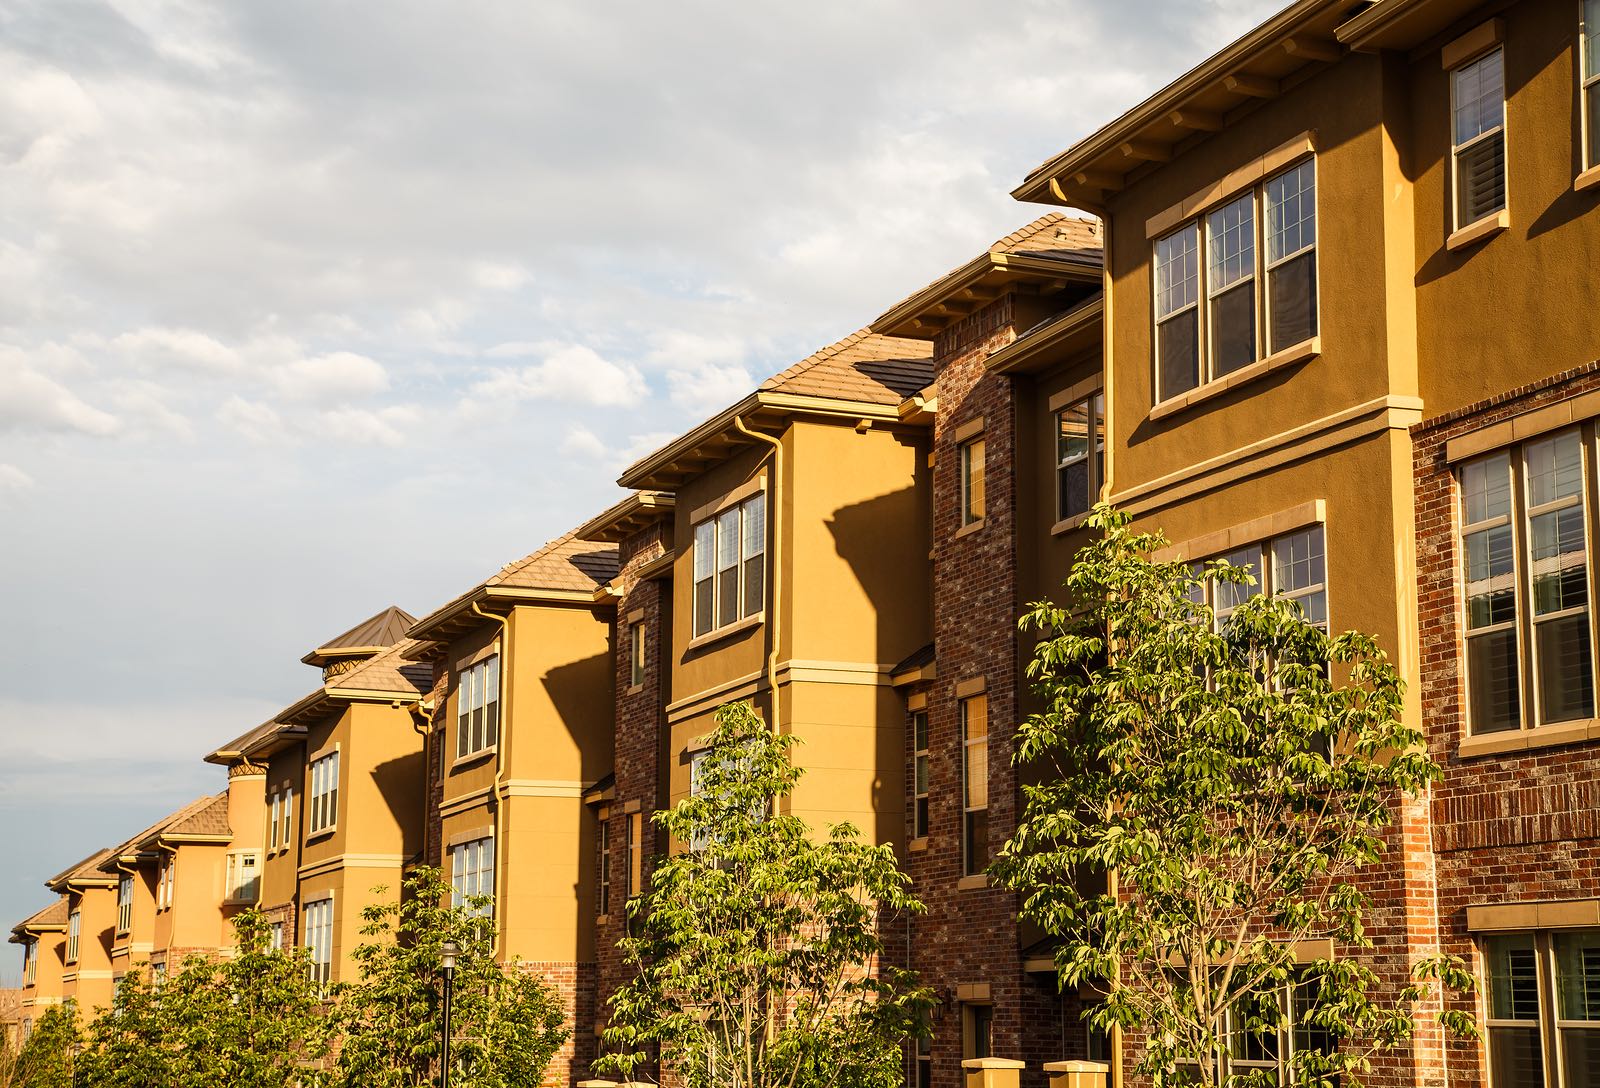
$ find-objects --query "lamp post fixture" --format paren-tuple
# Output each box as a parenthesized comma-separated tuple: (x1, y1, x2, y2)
(440, 939, 459, 1088)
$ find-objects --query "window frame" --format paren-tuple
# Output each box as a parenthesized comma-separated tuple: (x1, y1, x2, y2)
(691, 491, 767, 638)
(1458, 428, 1598, 738)
(1450, 45, 1508, 231)
(1195, 523, 1329, 633)
(1481, 928, 1600, 1086)
(157, 853, 175, 912)
(66, 909, 80, 964)
(1153, 156, 1319, 405)
(597, 815, 612, 918)
(959, 437, 986, 527)
(225, 850, 261, 904)
(268, 789, 281, 852)
(960, 694, 989, 878)
(23, 938, 37, 984)
(456, 654, 501, 761)
(449, 836, 495, 919)
(280, 783, 293, 850)
(116, 873, 133, 935)
(630, 622, 647, 689)
(304, 897, 334, 987)
(1055, 391, 1106, 525)
(1585, 0, 1600, 171)
(910, 710, 930, 841)
(307, 749, 340, 836)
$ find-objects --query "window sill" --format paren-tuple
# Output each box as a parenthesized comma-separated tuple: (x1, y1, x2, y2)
(953, 518, 986, 540)
(305, 826, 336, 843)
(450, 748, 496, 772)
(626, 683, 644, 696)
(1446, 209, 1509, 252)
(1458, 718, 1600, 758)
(685, 612, 763, 652)
(1148, 336, 1320, 422)
(1577, 164, 1600, 193)
(1051, 511, 1093, 537)
(908, 836, 929, 854)
(595, 914, 610, 927)
(957, 873, 989, 891)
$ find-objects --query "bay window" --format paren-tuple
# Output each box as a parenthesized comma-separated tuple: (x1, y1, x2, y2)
(1155, 158, 1317, 403)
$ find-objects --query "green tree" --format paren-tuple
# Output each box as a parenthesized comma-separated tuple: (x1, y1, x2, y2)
(76, 910, 332, 1088)
(13, 1002, 79, 1088)
(335, 867, 567, 1088)
(994, 507, 1475, 1087)
(599, 701, 931, 1088)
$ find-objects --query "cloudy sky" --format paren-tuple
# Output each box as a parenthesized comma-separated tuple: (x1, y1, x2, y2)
(0, 0, 1283, 963)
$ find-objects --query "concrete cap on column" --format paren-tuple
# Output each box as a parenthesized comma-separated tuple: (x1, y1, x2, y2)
(576, 1081, 617, 1088)
(1043, 1060, 1109, 1088)
(963, 1057, 1026, 1088)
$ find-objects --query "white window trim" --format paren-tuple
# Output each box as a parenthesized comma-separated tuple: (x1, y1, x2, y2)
(224, 850, 262, 904)
(455, 654, 501, 761)
(690, 490, 767, 639)
(449, 835, 495, 918)
(960, 694, 988, 878)
(1449, 45, 1508, 232)
(1054, 390, 1106, 526)
(116, 873, 133, 935)
(307, 747, 340, 837)
(304, 895, 335, 986)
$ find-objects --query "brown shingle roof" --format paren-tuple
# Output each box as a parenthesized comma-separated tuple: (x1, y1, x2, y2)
(489, 532, 620, 594)
(303, 605, 417, 666)
(331, 638, 433, 695)
(992, 213, 1103, 265)
(759, 329, 933, 406)
(13, 900, 68, 933)
(46, 848, 115, 890)
(167, 793, 230, 838)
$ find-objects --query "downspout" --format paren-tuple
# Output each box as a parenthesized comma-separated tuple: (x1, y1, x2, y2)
(470, 599, 511, 961)
(406, 698, 439, 878)
(731, 415, 784, 732)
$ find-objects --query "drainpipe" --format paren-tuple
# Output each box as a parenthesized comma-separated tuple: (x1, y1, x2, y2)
(732, 415, 783, 731)
(470, 599, 511, 961)
(405, 698, 439, 877)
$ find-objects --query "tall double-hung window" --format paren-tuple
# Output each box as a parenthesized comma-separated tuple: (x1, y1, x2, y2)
(1460, 431, 1595, 735)
(1154, 158, 1317, 402)
(960, 694, 989, 877)
(692, 491, 766, 637)
(450, 837, 494, 918)
(67, 909, 80, 963)
(1451, 46, 1507, 229)
(308, 750, 340, 834)
(1482, 930, 1600, 1085)
(117, 874, 133, 935)
(1056, 391, 1105, 522)
(1200, 524, 1328, 632)
(304, 898, 333, 986)
(22, 939, 36, 984)
(457, 654, 500, 759)
(1585, 1, 1600, 169)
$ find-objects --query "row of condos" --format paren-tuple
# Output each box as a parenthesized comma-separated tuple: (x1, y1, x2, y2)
(10, 0, 1600, 1083)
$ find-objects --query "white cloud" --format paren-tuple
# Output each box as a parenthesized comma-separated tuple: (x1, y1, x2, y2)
(0, 464, 35, 497)
(559, 424, 608, 460)
(110, 326, 242, 373)
(317, 404, 422, 447)
(0, 350, 119, 435)
(470, 344, 644, 408)
(273, 351, 390, 402)
(217, 394, 290, 444)
(666, 362, 752, 409)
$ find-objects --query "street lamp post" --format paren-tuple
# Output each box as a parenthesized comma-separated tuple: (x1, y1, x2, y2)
(440, 939, 459, 1088)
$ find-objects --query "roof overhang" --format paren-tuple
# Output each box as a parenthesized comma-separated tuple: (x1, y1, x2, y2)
(617, 391, 912, 492)
(576, 491, 676, 544)
(45, 874, 116, 894)
(301, 644, 388, 668)
(407, 583, 606, 645)
(1336, 0, 1492, 53)
(871, 251, 1102, 340)
(1013, 0, 1357, 209)
(985, 296, 1106, 376)
(10, 922, 65, 942)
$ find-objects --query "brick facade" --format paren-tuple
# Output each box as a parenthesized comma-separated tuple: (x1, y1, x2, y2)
(1413, 362, 1600, 1088)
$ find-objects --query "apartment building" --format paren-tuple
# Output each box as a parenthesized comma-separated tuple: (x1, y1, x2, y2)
(42, 850, 118, 1017)
(8, 900, 67, 1042)
(1008, 0, 1600, 1084)
(205, 606, 430, 985)
(405, 534, 618, 1082)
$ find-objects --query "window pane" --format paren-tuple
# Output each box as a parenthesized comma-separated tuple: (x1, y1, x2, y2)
(1457, 131, 1507, 224)
(1490, 1028, 1547, 1088)
(695, 577, 714, 636)
(962, 440, 986, 523)
(1466, 525, 1517, 628)
(694, 520, 714, 579)
(1489, 935, 1544, 1020)
(1469, 628, 1522, 733)
(1556, 930, 1600, 1019)
(716, 509, 739, 573)
(915, 752, 929, 796)
(1463, 453, 1513, 524)
(1531, 507, 1588, 615)
(1268, 250, 1317, 353)
(1060, 459, 1091, 520)
(1455, 50, 1506, 145)
(742, 494, 765, 559)
(719, 567, 740, 626)
(1528, 432, 1584, 507)
(914, 712, 928, 752)
(1273, 527, 1326, 593)
(1538, 614, 1594, 723)
(1589, 0, 1600, 77)
(1058, 402, 1089, 466)
(1158, 309, 1200, 399)
(1207, 194, 1255, 290)
(1562, 1030, 1600, 1088)
(1155, 223, 1199, 318)
(1092, 393, 1105, 491)
(964, 809, 989, 876)
(1215, 546, 1263, 616)
(1266, 161, 1316, 263)
(1589, 82, 1600, 168)
(1209, 281, 1256, 376)
(743, 555, 764, 618)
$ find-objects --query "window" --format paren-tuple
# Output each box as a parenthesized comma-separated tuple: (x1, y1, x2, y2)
(914, 1036, 932, 1088)
(270, 921, 284, 952)
(959, 438, 986, 526)
(627, 812, 643, 898)
(308, 750, 339, 834)
(456, 655, 501, 759)
(1056, 392, 1106, 522)
(280, 784, 293, 849)
(269, 790, 281, 851)
(304, 898, 333, 986)
(630, 623, 647, 689)
(23, 939, 36, 984)
(117, 875, 132, 935)
(1199, 524, 1328, 633)
(157, 855, 175, 912)
(962, 1003, 993, 1061)
(910, 711, 930, 840)
(1483, 930, 1600, 1086)
(1585, 1, 1600, 169)
(450, 837, 494, 918)
(1460, 432, 1595, 735)
(597, 817, 612, 917)
(692, 492, 766, 637)
(66, 909, 80, 963)
(1452, 47, 1507, 228)
(961, 695, 989, 877)
(1155, 159, 1318, 402)
(225, 852, 261, 903)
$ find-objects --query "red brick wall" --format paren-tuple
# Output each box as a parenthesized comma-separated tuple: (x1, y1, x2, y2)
(916, 295, 1068, 1087)
(1413, 362, 1600, 1088)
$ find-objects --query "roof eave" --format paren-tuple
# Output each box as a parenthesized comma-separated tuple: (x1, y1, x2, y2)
(1012, 0, 1352, 206)
(871, 252, 1102, 339)
(985, 296, 1106, 376)
(575, 491, 677, 544)
(1336, 0, 1483, 53)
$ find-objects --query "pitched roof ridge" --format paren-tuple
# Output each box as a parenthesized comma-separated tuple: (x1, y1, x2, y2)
(167, 792, 231, 837)
(330, 637, 433, 695)
(14, 899, 68, 930)
(758, 327, 934, 398)
(48, 847, 115, 887)
(992, 211, 1068, 252)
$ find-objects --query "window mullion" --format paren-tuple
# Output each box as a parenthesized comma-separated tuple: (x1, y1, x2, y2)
(1512, 455, 1536, 730)
(1538, 934, 1561, 1088)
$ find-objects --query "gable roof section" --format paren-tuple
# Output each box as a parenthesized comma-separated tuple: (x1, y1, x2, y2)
(326, 638, 434, 696)
(871, 215, 1103, 338)
(45, 848, 116, 892)
(407, 528, 620, 644)
(303, 605, 417, 667)
(1013, 0, 1359, 208)
(163, 793, 231, 840)
(617, 328, 934, 492)
(10, 899, 68, 942)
